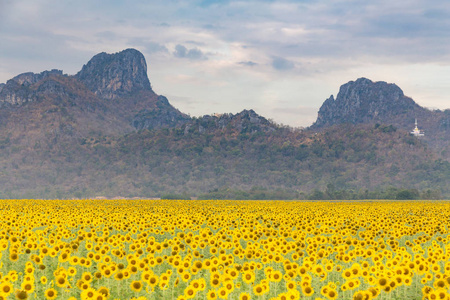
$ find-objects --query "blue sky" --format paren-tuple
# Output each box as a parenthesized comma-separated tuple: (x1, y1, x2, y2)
(1, 0, 449, 127)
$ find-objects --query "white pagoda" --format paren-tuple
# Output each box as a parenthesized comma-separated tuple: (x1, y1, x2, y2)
(410, 119, 424, 136)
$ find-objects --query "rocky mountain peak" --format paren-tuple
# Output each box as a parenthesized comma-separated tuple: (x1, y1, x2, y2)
(75, 48, 152, 99)
(312, 77, 422, 128)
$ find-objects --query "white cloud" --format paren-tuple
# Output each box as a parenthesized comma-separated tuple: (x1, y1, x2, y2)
(271, 56, 295, 71)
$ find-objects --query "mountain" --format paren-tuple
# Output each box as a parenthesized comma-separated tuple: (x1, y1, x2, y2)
(311, 78, 450, 156)
(0, 49, 189, 137)
(0, 50, 448, 199)
(313, 78, 421, 127)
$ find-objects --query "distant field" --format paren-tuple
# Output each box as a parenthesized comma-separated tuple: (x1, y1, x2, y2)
(0, 200, 449, 299)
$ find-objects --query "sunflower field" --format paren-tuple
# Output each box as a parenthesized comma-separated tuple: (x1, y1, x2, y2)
(0, 200, 449, 300)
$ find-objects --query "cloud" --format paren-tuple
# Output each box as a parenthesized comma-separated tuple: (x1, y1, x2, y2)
(173, 44, 207, 60)
(271, 56, 294, 71)
(1, 0, 450, 127)
(238, 61, 258, 66)
(145, 42, 168, 54)
(174, 45, 187, 57)
(95, 31, 117, 40)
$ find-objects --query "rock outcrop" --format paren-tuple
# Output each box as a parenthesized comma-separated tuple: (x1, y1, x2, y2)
(75, 48, 152, 99)
(0, 69, 64, 107)
(312, 78, 425, 128)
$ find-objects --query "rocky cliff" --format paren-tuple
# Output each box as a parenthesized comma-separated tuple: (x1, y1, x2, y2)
(0, 69, 65, 107)
(75, 49, 152, 99)
(312, 78, 426, 128)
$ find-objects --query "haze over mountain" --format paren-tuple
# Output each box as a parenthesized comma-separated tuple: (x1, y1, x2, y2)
(0, 49, 448, 199)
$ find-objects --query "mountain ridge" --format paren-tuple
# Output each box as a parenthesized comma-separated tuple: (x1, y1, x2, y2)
(0, 49, 448, 198)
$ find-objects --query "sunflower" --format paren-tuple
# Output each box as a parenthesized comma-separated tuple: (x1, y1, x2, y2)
(206, 290, 218, 300)
(352, 291, 366, 300)
(217, 287, 229, 299)
(44, 288, 57, 300)
(210, 277, 220, 288)
(97, 287, 109, 298)
(9, 253, 19, 262)
(82, 272, 93, 283)
(182, 272, 191, 282)
(327, 289, 338, 300)
(148, 275, 159, 287)
(223, 281, 234, 293)
(130, 280, 143, 292)
(112, 270, 123, 280)
(69, 256, 79, 265)
(242, 271, 255, 284)
(286, 281, 296, 290)
(278, 292, 288, 300)
(434, 279, 446, 289)
(271, 270, 283, 282)
(342, 269, 352, 280)
(67, 267, 77, 277)
(0, 282, 13, 296)
(190, 279, 201, 291)
(80, 287, 96, 299)
(184, 286, 196, 299)
(368, 287, 379, 298)
(320, 286, 329, 297)
(239, 292, 251, 300)
(20, 282, 34, 294)
(377, 277, 388, 288)
(102, 268, 113, 280)
(94, 272, 102, 280)
(15, 290, 28, 300)
(298, 266, 307, 276)
(253, 284, 264, 296)
(55, 276, 67, 288)
(302, 285, 314, 297)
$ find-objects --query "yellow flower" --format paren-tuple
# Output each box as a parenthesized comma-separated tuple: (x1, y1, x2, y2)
(130, 281, 143, 292)
(206, 290, 218, 300)
(55, 276, 67, 288)
(44, 288, 57, 300)
(253, 284, 264, 296)
(0, 282, 14, 296)
(242, 271, 255, 284)
(239, 292, 251, 300)
(184, 286, 196, 299)
(217, 287, 229, 299)
(15, 290, 28, 300)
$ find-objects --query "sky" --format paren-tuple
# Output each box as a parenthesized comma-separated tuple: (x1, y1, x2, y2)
(0, 0, 449, 127)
